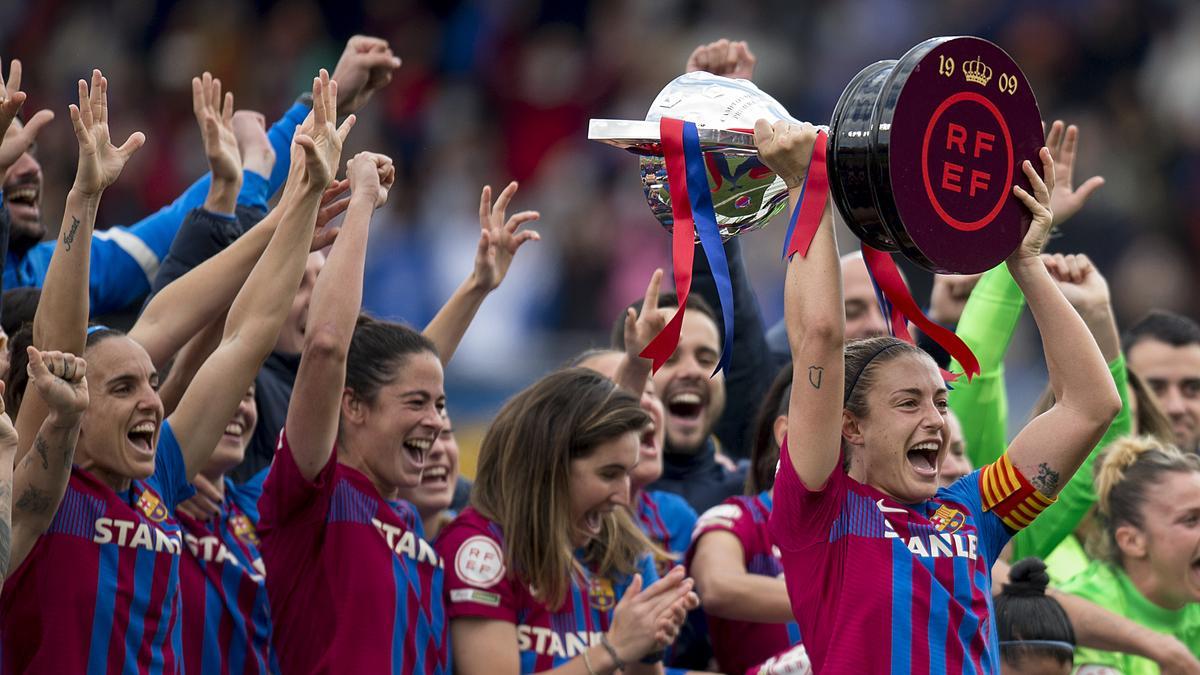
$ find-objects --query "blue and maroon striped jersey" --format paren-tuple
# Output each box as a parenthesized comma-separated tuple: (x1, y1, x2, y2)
(770, 440, 1048, 674)
(257, 431, 448, 674)
(635, 489, 696, 574)
(177, 476, 276, 674)
(436, 507, 658, 673)
(687, 491, 802, 675)
(0, 420, 194, 674)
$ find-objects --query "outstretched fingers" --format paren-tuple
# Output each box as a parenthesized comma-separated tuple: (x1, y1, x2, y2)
(117, 131, 146, 161)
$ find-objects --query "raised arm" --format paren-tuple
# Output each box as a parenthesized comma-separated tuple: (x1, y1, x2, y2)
(285, 150, 392, 480)
(14, 70, 143, 462)
(8, 348, 87, 574)
(423, 181, 539, 363)
(1004, 151, 1122, 497)
(754, 120, 844, 488)
(0, 58, 54, 200)
(167, 70, 355, 480)
(1012, 254, 1130, 558)
(192, 73, 242, 216)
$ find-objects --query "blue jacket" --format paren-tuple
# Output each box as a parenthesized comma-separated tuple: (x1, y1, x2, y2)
(3, 101, 310, 314)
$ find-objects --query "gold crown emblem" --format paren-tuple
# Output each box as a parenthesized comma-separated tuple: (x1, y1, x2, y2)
(963, 57, 992, 86)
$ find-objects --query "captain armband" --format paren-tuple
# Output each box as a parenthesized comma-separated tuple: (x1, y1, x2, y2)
(979, 452, 1056, 531)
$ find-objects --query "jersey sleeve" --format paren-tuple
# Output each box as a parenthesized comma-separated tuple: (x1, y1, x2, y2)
(150, 419, 196, 512)
(435, 520, 518, 623)
(256, 429, 336, 533)
(265, 102, 310, 198)
(768, 439, 848, 552)
(947, 264, 1027, 467)
(1012, 355, 1131, 561)
(689, 499, 756, 560)
(972, 452, 1056, 562)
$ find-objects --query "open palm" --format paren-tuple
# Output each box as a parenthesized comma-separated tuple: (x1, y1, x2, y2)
(70, 69, 144, 196)
(292, 69, 356, 188)
(473, 181, 540, 292)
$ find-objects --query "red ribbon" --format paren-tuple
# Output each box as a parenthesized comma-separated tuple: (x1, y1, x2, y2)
(639, 118, 696, 372)
(860, 244, 981, 381)
(784, 130, 830, 260)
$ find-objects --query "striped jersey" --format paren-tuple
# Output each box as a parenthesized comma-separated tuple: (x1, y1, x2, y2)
(770, 441, 1052, 674)
(0, 420, 194, 674)
(687, 492, 802, 675)
(177, 474, 276, 674)
(257, 431, 448, 674)
(436, 507, 658, 673)
(635, 489, 697, 574)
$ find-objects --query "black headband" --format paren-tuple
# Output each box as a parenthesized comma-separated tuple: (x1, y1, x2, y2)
(844, 342, 905, 404)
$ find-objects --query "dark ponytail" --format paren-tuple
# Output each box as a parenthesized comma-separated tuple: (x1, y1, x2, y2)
(345, 315, 438, 405)
(995, 558, 1075, 668)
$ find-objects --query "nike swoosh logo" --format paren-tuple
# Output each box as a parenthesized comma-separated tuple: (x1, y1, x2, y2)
(876, 498, 909, 514)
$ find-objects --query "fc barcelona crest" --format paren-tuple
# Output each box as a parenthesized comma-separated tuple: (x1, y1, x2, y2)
(588, 577, 616, 612)
(930, 505, 967, 533)
(230, 514, 260, 546)
(137, 492, 169, 523)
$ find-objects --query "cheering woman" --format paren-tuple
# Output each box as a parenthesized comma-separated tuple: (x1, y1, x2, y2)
(437, 368, 700, 674)
(757, 119, 1120, 674)
(0, 69, 342, 673)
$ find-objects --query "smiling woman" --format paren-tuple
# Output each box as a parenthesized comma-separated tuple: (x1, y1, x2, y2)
(755, 119, 1121, 674)
(436, 368, 700, 674)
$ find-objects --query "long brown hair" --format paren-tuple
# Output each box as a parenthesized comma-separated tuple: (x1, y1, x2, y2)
(471, 368, 658, 610)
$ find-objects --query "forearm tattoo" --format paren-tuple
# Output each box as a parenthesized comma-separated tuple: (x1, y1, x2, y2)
(1031, 462, 1061, 495)
(34, 437, 49, 471)
(0, 484, 11, 575)
(15, 486, 51, 516)
(808, 365, 824, 389)
(63, 216, 80, 251)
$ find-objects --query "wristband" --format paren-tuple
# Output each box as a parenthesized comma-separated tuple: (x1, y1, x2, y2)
(599, 634, 626, 671)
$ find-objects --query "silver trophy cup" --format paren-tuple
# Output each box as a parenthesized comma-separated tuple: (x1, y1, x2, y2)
(590, 71, 802, 240)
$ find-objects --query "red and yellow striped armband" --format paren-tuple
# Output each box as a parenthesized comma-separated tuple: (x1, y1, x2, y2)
(979, 453, 1056, 531)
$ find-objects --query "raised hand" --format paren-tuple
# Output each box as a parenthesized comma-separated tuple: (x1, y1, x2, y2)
(472, 181, 540, 293)
(1041, 253, 1110, 315)
(0, 382, 16, 449)
(624, 268, 666, 360)
(929, 273, 983, 325)
(346, 152, 395, 209)
(753, 120, 819, 190)
(1008, 147, 1056, 264)
(292, 69, 356, 189)
(0, 58, 54, 178)
(69, 69, 145, 197)
(232, 110, 275, 180)
(311, 178, 350, 251)
(331, 35, 402, 115)
(686, 39, 757, 80)
(26, 347, 88, 419)
(1044, 120, 1104, 227)
(192, 72, 240, 184)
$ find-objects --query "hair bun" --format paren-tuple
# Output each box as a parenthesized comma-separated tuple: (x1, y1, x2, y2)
(1002, 558, 1050, 598)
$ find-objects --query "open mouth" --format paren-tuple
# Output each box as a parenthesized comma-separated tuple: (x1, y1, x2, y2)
(582, 509, 605, 536)
(402, 438, 431, 468)
(639, 423, 658, 453)
(127, 421, 157, 457)
(666, 391, 705, 424)
(905, 441, 940, 478)
(6, 184, 39, 220)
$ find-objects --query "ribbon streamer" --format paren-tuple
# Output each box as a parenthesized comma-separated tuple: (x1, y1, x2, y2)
(860, 244, 981, 382)
(780, 129, 830, 260)
(639, 118, 736, 376)
(682, 123, 735, 376)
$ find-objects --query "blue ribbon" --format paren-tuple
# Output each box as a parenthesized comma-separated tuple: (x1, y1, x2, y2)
(680, 121, 735, 376)
(779, 183, 808, 261)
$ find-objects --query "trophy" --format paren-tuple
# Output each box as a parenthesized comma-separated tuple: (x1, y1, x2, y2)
(591, 36, 1042, 377)
(590, 35, 1045, 275)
